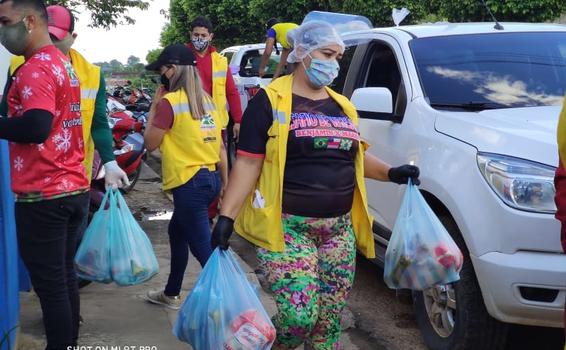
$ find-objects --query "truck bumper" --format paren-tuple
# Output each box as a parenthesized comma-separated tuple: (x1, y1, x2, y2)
(472, 251, 566, 327)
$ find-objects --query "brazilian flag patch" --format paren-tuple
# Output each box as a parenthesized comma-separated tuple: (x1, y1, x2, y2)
(314, 137, 328, 149)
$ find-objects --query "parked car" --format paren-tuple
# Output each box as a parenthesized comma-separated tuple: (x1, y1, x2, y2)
(221, 43, 284, 112)
(337, 22, 566, 349)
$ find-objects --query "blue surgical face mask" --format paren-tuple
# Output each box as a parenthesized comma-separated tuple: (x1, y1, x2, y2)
(303, 54, 340, 88)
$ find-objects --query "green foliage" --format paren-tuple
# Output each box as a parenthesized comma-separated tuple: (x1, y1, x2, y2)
(196, 0, 264, 49)
(44, 0, 150, 28)
(160, 0, 190, 46)
(146, 48, 163, 64)
(127, 55, 141, 66)
(129, 74, 158, 91)
(160, 0, 566, 49)
(432, 0, 566, 23)
(109, 59, 124, 69)
(161, 0, 264, 49)
(336, 0, 436, 27)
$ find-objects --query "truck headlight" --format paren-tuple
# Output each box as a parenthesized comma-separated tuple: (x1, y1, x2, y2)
(477, 153, 556, 214)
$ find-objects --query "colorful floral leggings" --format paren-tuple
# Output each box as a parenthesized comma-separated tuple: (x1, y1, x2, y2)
(257, 213, 357, 350)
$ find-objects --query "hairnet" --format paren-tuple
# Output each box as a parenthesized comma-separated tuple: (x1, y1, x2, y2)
(286, 21, 345, 63)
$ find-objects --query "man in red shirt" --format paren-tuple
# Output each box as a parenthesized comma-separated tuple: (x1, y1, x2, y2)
(186, 16, 242, 141)
(0, 0, 88, 349)
(187, 16, 242, 220)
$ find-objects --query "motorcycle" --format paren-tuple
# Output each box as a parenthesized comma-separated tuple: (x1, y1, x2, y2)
(111, 85, 152, 113)
(106, 97, 147, 193)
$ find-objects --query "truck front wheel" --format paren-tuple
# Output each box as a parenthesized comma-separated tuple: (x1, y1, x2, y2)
(413, 215, 508, 350)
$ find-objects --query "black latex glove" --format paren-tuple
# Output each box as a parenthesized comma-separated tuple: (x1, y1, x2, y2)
(211, 215, 234, 250)
(388, 165, 421, 185)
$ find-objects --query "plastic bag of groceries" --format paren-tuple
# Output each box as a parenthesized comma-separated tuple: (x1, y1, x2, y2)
(75, 190, 112, 283)
(110, 190, 159, 286)
(174, 248, 276, 350)
(384, 180, 464, 290)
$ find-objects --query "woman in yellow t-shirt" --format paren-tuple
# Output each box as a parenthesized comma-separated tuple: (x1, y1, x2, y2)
(142, 44, 228, 309)
(259, 18, 299, 80)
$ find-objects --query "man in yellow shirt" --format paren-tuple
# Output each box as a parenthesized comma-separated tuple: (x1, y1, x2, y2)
(258, 18, 298, 80)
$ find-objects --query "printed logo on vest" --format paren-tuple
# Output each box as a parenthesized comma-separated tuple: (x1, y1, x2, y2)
(62, 59, 80, 87)
(200, 114, 217, 143)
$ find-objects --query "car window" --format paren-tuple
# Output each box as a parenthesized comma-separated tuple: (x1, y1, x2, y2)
(239, 49, 283, 78)
(223, 52, 235, 64)
(410, 32, 566, 109)
(364, 42, 407, 120)
(331, 45, 356, 94)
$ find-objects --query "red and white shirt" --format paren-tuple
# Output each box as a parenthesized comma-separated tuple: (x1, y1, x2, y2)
(7, 45, 88, 202)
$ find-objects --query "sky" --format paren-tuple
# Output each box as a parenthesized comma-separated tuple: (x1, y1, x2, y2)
(72, 0, 170, 65)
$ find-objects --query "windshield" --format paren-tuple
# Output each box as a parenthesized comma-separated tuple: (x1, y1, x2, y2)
(410, 32, 566, 109)
(234, 49, 283, 78)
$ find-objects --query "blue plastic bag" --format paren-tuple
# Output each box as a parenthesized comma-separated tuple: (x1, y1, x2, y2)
(110, 190, 159, 286)
(75, 189, 158, 286)
(75, 190, 112, 283)
(174, 248, 276, 350)
(0, 139, 19, 350)
(384, 180, 463, 290)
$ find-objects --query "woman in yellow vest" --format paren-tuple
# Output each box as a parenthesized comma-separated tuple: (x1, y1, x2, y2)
(142, 44, 228, 309)
(212, 21, 420, 349)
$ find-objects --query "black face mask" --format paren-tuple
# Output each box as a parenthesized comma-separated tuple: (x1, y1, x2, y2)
(160, 74, 170, 91)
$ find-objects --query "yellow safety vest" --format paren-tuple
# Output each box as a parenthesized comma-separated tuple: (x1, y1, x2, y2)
(234, 74, 375, 258)
(558, 96, 566, 163)
(9, 49, 101, 180)
(160, 89, 222, 191)
(271, 23, 299, 49)
(211, 51, 229, 128)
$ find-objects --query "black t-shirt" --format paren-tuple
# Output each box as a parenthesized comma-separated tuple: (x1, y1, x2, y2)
(239, 89, 360, 218)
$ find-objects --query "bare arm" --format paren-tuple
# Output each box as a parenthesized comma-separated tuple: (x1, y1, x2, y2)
(143, 87, 167, 152)
(143, 107, 166, 152)
(273, 48, 289, 80)
(364, 152, 392, 182)
(218, 141, 229, 188)
(259, 38, 275, 78)
(219, 155, 263, 219)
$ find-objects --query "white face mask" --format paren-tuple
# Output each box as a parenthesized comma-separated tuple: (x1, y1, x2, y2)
(192, 38, 209, 52)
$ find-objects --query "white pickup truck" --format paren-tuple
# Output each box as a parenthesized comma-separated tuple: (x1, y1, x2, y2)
(337, 22, 565, 349)
(221, 43, 284, 112)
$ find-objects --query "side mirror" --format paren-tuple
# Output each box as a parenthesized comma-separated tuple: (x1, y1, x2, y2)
(351, 87, 395, 121)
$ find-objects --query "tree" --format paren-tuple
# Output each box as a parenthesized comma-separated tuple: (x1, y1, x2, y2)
(160, 0, 190, 46)
(161, 0, 432, 49)
(146, 48, 163, 64)
(109, 59, 124, 69)
(160, 0, 264, 49)
(160, 0, 566, 49)
(431, 0, 566, 23)
(127, 55, 141, 67)
(44, 0, 150, 28)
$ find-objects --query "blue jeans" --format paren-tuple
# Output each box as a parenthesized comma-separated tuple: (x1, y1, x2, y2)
(164, 169, 221, 296)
